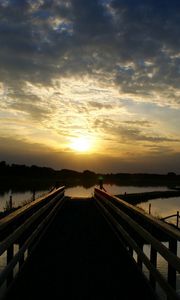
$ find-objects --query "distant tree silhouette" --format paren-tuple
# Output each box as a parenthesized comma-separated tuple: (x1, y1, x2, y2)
(0, 161, 180, 189)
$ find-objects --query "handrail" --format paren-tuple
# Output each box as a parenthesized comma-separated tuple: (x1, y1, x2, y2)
(161, 214, 179, 220)
(0, 187, 65, 239)
(161, 211, 179, 228)
(0, 186, 65, 298)
(94, 188, 180, 300)
(96, 199, 179, 300)
(0, 190, 63, 256)
(94, 188, 180, 241)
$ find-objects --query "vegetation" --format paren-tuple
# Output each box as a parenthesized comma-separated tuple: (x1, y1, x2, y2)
(0, 161, 180, 193)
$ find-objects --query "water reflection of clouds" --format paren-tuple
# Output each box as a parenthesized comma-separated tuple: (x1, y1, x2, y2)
(0, 185, 177, 211)
(107, 185, 169, 195)
(65, 186, 95, 197)
(65, 184, 169, 197)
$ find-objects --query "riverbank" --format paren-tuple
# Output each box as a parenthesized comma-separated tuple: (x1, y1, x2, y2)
(116, 190, 180, 205)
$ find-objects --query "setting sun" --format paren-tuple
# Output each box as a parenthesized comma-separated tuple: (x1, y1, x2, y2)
(70, 137, 91, 152)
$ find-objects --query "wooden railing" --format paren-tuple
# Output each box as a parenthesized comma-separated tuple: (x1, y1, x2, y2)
(0, 186, 65, 298)
(161, 211, 180, 229)
(94, 188, 180, 300)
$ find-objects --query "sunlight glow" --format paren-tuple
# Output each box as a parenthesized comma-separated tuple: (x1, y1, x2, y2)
(70, 137, 91, 152)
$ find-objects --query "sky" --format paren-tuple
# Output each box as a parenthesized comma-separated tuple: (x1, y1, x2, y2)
(0, 0, 180, 173)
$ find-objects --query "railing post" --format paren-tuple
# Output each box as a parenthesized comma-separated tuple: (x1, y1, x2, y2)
(7, 245, 14, 286)
(9, 195, 13, 210)
(128, 246, 133, 256)
(168, 238, 177, 290)
(177, 211, 179, 228)
(150, 246, 157, 289)
(19, 242, 24, 269)
(137, 243, 143, 270)
(149, 203, 151, 214)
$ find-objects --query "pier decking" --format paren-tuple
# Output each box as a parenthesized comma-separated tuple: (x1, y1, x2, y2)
(1, 187, 180, 300)
(4, 198, 155, 300)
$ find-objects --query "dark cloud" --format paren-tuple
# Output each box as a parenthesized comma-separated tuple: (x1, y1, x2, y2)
(1, 0, 180, 174)
(114, 126, 179, 143)
(93, 117, 180, 144)
(88, 101, 113, 109)
(0, 0, 179, 98)
(123, 120, 152, 127)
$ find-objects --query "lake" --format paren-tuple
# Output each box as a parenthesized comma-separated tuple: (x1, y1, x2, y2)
(0, 184, 179, 223)
(66, 184, 180, 222)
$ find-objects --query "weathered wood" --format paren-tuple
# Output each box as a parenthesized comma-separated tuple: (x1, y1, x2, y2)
(0, 187, 65, 234)
(95, 188, 180, 241)
(137, 242, 143, 270)
(95, 197, 180, 300)
(0, 191, 64, 257)
(161, 213, 178, 221)
(0, 187, 65, 295)
(0, 195, 65, 289)
(6, 245, 13, 286)
(18, 242, 24, 269)
(128, 245, 133, 256)
(168, 239, 177, 290)
(94, 191, 180, 274)
(94, 189, 180, 300)
(177, 211, 179, 228)
(150, 246, 157, 289)
(3, 199, 157, 300)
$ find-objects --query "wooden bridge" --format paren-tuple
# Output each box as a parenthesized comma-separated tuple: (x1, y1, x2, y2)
(0, 187, 180, 299)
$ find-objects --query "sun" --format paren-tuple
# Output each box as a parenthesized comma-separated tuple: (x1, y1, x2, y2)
(70, 137, 91, 152)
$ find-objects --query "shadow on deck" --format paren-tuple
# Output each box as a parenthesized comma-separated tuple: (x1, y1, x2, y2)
(4, 197, 156, 300)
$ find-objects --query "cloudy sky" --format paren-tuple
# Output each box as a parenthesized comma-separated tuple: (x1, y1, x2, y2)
(0, 0, 180, 173)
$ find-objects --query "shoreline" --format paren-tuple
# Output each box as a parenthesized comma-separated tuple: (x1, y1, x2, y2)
(115, 190, 180, 204)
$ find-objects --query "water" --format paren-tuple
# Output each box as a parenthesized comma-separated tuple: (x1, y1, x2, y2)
(0, 184, 179, 222)
(138, 197, 180, 225)
(0, 189, 50, 212)
(66, 184, 179, 222)
(65, 183, 170, 197)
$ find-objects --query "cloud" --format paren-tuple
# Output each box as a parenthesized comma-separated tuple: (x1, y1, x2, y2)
(122, 120, 152, 127)
(91, 117, 180, 166)
(0, 0, 179, 100)
(1, 0, 180, 173)
(1, 136, 180, 173)
(88, 101, 113, 110)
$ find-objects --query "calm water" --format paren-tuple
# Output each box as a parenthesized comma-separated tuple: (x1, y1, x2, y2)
(65, 184, 170, 197)
(65, 184, 179, 223)
(0, 189, 50, 211)
(0, 184, 178, 218)
(0, 184, 179, 298)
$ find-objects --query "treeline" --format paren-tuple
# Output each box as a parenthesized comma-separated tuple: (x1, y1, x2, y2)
(0, 161, 98, 190)
(0, 161, 96, 180)
(105, 172, 180, 186)
(0, 161, 180, 188)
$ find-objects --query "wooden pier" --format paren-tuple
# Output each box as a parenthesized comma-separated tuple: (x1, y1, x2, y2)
(0, 187, 179, 299)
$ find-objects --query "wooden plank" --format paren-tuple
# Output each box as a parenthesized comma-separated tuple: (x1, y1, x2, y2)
(0, 191, 64, 256)
(137, 242, 143, 270)
(168, 239, 177, 290)
(150, 246, 157, 289)
(0, 187, 65, 231)
(94, 189, 180, 241)
(0, 196, 65, 288)
(94, 192, 180, 273)
(95, 198, 180, 300)
(7, 245, 13, 286)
